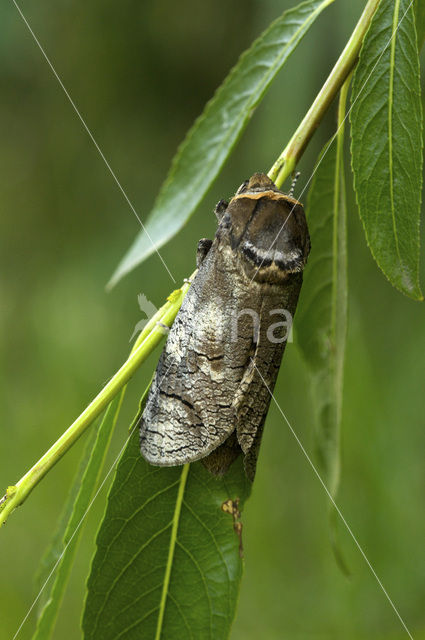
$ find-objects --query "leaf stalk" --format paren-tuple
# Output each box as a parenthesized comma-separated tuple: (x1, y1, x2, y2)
(0, 276, 194, 527)
(269, 0, 380, 188)
(0, 0, 383, 530)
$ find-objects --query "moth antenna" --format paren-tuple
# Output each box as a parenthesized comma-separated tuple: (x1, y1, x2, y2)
(288, 171, 301, 197)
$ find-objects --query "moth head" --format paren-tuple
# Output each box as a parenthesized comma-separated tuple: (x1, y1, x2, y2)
(235, 172, 280, 196)
(221, 172, 310, 283)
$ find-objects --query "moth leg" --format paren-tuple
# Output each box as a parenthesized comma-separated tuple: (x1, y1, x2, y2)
(196, 238, 213, 267)
(214, 199, 228, 221)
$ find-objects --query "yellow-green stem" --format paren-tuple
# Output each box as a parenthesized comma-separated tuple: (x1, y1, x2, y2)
(268, 0, 380, 189)
(0, 0, 384, 530)
(0, 273, 196, 527)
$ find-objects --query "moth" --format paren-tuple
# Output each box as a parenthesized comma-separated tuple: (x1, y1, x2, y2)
(138, 172, 310, 480)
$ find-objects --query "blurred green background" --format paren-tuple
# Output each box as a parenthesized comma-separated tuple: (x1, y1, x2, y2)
(1, 0, 424, 638)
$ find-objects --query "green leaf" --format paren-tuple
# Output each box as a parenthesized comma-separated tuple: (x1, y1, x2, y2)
(350, 0, 423, 300)
(82, 431, 251, 640)
(33, 394, 123, 639)
(296, 90, 349, 573)
(297, 136, 347, 498)
(414, 0, 425, 50)
(108, 0, 335, 289)
(34, 430, 96, 617)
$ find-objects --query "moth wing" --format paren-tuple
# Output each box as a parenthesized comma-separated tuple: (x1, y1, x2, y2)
(139, 265, 250, 467)
(233, 302, 288, 480)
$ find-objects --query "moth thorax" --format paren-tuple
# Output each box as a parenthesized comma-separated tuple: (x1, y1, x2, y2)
(237, 218, 308, 283)
(227, 190, 310, 283)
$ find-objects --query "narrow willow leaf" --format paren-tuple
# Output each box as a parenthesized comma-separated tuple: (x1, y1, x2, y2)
(414, 0, 425, 49)
(83, 431, 251, 640)
(296, 75, 349, 573)
(33, 394, 123, 639)
(34, 429, 97, 615)
(350, 0, 423, 300)
(297, 135, 347, 499)
(108, 0, 335, 289)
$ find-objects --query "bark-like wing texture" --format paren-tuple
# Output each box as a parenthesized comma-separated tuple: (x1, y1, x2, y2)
(234, 275, 303, 478)
(139, 245, 254, 466)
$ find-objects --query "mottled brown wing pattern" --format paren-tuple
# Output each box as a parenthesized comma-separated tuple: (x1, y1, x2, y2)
(139, 172, 310, 480)
(139, 249, 255, 467)
(233, 275, 303, 479)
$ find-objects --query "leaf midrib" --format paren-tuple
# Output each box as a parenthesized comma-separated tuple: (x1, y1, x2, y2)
(154, 463, 190, 640)
(178, 0, 334, 208)
(135, 0, 333, 236)
(388, 0, 403, 270)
